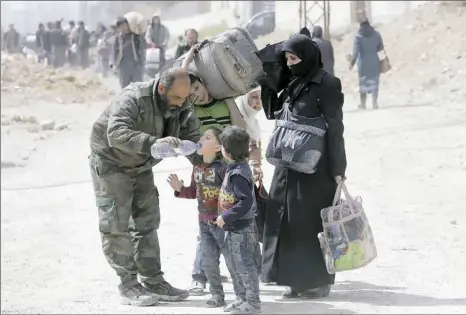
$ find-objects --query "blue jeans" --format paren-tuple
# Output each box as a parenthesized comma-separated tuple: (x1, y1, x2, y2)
(192, 227, 263, 284)
(199, 222, 227, 296)
(192, 234, 208, 284)
(224, 224, 261, 308)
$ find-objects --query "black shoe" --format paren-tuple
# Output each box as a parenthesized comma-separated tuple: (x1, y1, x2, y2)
(143, 281, 189, 302)
(118, 283, 160, 306)
(281, 287, 299, 299)
(299, 285, 331, 299)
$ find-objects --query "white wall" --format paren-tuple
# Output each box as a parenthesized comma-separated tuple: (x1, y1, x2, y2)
(162, 0, 255, 37)
(210, 1, 254, 24)
(161, 1, 205, 20)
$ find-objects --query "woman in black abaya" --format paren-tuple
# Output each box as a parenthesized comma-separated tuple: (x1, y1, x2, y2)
(261, 34, 347, 299)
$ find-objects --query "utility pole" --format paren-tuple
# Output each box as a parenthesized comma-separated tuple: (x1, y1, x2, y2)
(298, 1, 331, 39)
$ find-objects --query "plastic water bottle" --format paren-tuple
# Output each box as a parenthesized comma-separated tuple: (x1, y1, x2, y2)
(150, 142, 177, 159)
(177, 140, 199, 156)
(150, 140, 200, 159)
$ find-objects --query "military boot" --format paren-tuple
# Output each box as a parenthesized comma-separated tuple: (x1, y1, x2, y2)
(143, 280, 189, 302)
(118, 283, 159, 306)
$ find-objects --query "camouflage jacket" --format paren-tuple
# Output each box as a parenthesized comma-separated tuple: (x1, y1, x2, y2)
(90, 80, 201, 170)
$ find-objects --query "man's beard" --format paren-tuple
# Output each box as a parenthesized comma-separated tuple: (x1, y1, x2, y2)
(159, 94, 178, 113)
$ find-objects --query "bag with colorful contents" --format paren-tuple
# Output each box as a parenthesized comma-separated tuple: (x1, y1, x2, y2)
(318, 182, 377, 274)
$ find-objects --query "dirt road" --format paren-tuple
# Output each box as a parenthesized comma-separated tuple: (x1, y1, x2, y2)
(2, 82, 465, 314)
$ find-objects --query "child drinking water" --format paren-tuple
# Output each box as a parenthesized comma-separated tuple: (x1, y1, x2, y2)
(182, 44, 262, 295)
(217, 126, 261, 314)
(167, 127, 229, 308)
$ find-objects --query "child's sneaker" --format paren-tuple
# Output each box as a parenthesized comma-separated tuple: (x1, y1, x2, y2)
(230, 302, 261, 314)
(224, 299, 245, 312)
(206, 294, 226, 308)
(188, 280, 206, 296)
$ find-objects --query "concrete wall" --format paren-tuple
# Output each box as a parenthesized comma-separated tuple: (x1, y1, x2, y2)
(163, 0, 255, 36)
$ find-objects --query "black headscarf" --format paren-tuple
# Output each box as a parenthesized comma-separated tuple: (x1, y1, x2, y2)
(281, 34, 323, 98)
(282, 34, 323, 78)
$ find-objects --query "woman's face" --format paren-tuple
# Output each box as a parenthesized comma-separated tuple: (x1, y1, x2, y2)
(285, 52, 302, 67)
(247, 90, 262, 111)
(189, 80, 210, 105)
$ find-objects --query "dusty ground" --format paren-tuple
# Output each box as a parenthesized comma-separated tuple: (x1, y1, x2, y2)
(2, 2, 466, 313)
(2, 83, 466, 314)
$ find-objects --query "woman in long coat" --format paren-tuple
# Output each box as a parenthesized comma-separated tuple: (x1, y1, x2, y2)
(261, 34, 347, 299)
(350, 18, 385, 109)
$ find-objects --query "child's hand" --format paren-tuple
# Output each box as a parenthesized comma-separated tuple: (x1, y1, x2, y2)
(189, 43, 201, 54)
(252, 165, 263, 182)
(167, 174, 184, 192)
(186, 44, 201, 62)
(216, 215, 225, 228)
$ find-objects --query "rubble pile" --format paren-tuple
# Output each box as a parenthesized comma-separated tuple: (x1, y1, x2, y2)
(0, 54, 115, 103)
(333, 1, 466, 105)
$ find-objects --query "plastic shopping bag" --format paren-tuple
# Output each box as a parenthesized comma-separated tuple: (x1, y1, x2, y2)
(318, 182, 377, 274)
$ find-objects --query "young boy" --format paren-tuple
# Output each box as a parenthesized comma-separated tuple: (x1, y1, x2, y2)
(168, 127, 229, 308)
(182, 44, 263, 295)
(216, 126, 261, 314)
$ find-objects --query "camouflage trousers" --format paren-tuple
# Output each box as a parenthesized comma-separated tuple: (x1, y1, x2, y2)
(89, 153, 164, 289)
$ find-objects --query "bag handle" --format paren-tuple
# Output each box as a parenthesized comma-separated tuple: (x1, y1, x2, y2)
(198, 39, 209, 50)
(332, 181, 354, 206)
(332, 181, 343, 206)
(329, 181, 357, 223)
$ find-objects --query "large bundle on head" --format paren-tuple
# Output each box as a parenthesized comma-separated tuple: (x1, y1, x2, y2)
(174, 26, 263, 100)
(123, 11, 147, 35)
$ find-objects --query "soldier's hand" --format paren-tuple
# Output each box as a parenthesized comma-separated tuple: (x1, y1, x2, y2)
(157, 136, 182, 148)
(167, 173, 184, 192)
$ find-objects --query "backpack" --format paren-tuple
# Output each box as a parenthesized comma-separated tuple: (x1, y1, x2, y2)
(173, 27, 263, 99)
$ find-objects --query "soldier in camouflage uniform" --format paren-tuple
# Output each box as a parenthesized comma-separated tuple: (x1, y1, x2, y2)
(89, 67, 201, 306)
